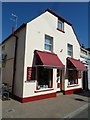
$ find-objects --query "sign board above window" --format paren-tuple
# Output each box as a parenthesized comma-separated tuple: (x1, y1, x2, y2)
(27, 67, 36, 81)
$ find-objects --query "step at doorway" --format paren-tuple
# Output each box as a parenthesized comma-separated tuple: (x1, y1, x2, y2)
(56, 91, 63, 96)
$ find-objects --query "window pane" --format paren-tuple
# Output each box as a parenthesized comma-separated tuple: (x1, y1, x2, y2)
(45, 44, 51, 51)
(58, 20, 64, 31)
(2, 45, 5, 50)
(58, 22, 62, 29)
(45, 36, 52, 44)
(44, 35, 53, 52)
(68, 70, 78, 85)
(68, 51, 72, 56)
(68, 44, 72, 51)
(45, 39, 51, 44)
(67, 44, 73, 57)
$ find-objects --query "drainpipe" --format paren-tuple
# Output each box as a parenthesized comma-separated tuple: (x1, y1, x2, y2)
(12, 34, 18, 94)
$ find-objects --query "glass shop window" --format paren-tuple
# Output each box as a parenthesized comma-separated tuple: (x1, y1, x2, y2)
(68, 70, 78, 85)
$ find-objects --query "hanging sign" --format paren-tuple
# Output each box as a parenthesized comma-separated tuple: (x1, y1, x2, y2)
(27, 67, 32, 81)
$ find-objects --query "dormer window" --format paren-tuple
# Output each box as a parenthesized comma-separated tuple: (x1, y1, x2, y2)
(57, 20, 64, 31)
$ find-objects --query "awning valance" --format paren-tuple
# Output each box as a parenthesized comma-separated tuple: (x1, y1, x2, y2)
(35, 50, 65, 69)
(67, 57, 87, 71)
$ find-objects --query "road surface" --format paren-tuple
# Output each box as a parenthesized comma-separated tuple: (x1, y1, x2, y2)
(72, 108, 88, 118)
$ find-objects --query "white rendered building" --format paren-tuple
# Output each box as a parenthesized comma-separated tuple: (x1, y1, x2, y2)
(1, 9, 87, 102)
(80, 47, 90, 90)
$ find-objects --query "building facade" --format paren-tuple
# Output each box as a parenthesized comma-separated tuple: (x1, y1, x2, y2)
(1, 9, 87, 102)
(80, 47, 90, 90)
(0, 46, 1, 84)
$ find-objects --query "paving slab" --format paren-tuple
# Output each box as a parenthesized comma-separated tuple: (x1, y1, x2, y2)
(2, 91, 89, 118)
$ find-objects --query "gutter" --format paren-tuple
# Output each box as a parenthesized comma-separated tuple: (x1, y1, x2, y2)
(12, 34, 18, 94)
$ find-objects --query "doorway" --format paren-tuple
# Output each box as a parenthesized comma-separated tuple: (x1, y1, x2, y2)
(82, 71, 88, 91)
(56, 69, 62, 91)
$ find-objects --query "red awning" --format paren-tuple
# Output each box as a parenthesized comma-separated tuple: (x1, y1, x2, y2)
(67, 57, 87, 71)
(35, 50, 64, 68)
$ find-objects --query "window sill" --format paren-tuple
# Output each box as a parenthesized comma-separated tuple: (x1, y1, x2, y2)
(57, 28, 65, 33)
(34, 88, 54, 93)
(67, 84, 79, 88)
(44, 50, 52, 53)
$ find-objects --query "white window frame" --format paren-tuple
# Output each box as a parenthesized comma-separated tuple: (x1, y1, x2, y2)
(44, 35, 53, 52)
(57, 20, 64, 31)
(67, 44, 73, 57)
(68, 70, 78, 86)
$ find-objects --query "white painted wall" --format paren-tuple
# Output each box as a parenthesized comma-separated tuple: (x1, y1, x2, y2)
(65, 23, 80, 59)
(23, 11, 81, 97)
(2, 36, 16, 87)
(80, 48, 90, 90)
(2, 26, 26, 98)
(13, 26, 26, 97)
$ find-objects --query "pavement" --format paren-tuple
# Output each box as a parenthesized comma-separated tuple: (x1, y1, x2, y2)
(1, 91, 90, 118)
(71, 107, 88, 118)
(0, 99, 2, 120)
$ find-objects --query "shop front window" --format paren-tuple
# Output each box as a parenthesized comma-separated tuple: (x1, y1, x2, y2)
(37, 67, 53, 89)
(68, 70, 78, 85)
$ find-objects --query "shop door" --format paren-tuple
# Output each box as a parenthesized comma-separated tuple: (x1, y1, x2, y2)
(82, 71, 88, 91)
(57, 69, 62, 91)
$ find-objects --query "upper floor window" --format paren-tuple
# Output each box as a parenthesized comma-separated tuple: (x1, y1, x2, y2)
(44, 35, 53, 52)
(58, 20, 64, 31)
(67, 44, 73, 57)
(2, 45, 5, 51)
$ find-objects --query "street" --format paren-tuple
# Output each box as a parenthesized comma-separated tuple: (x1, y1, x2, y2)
(72, 108, 88, 118)
(2, 93, 88, 118)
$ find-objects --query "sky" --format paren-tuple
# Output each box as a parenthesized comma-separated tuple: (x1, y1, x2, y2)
(2, 2, 88, 47)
